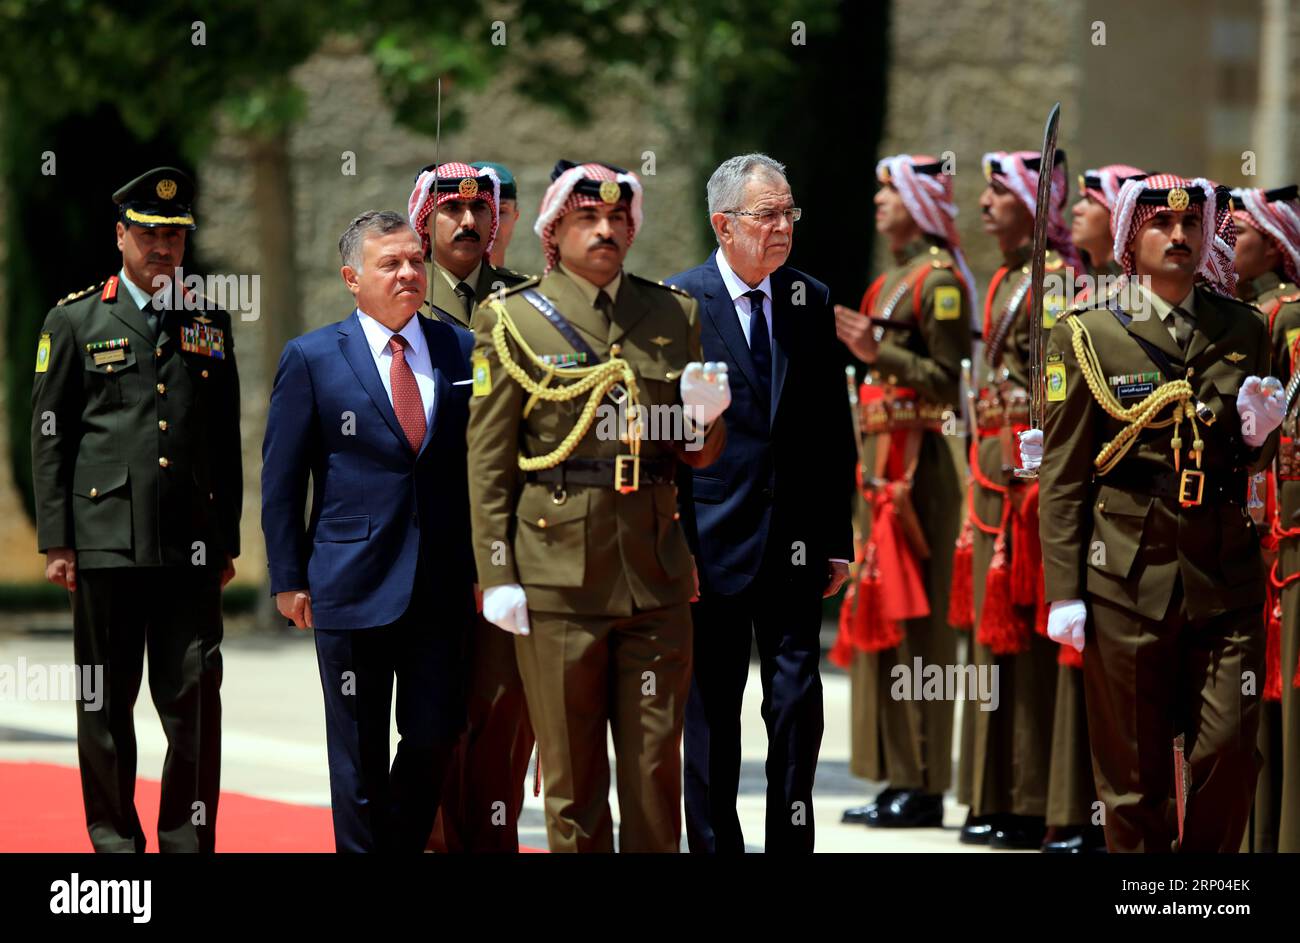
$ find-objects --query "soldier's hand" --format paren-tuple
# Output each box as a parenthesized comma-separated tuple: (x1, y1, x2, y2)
(834, 304, 877, 363)
(681, 362, 731, 426)
(1238, 375, 1285, 446)
(824, 560, 850, 598)
(221, 555, 236, 588)
(1046, 598, 1087, 653)
(483, 583, 530, 636)
(1017, 429, 1043, 470)
(45, 548, 77, 592)
(276, 590, 314, 630)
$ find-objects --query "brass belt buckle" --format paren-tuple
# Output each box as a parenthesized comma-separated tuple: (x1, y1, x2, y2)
(1179, 469, 1205, 506)
(614, 454, 640, 494)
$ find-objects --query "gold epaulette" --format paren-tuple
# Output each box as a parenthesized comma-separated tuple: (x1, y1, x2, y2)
(630, 272, 692, 298)
(56, 281, 105, 307)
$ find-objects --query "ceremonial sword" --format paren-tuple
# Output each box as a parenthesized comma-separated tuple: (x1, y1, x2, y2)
(1013, 101, 1060, 480)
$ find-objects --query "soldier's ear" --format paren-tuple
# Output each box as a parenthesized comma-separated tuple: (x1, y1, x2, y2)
(115, 221, 127, 252)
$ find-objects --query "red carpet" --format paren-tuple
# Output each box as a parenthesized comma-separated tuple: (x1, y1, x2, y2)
(0, 761, 344, 852)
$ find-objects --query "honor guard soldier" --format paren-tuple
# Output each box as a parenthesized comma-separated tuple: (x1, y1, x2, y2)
(1027, 174, 1283, 852)
(1038, 164, 1147, 854)
(472, 161, 522, 268)
(953, 149, 1079, 849)
(467, 160, 729, 852)
(409, 161, 530, 329)
(31, 167, 242, 852)
(1231, 184, 1300, 852)
(831, 154, 973, 829)
(409, 162, 536, 854)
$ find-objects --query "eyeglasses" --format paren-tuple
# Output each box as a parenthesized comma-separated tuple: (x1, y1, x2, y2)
(725, 207, 802, 226)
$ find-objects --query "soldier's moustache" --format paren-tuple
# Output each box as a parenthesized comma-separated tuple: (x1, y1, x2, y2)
(589, 237, 619, 250)
(454, 229, 480, 242)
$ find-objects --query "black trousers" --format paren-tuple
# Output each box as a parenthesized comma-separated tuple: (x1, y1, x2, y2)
(684, 560, 825, 853)
(313, 576, 470, 853)
(71, 566, 223, 853)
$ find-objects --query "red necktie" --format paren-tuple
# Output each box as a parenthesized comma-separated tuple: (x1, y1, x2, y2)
(388, 334, 426, 452)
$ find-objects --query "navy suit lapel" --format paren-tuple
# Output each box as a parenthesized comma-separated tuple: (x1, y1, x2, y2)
(702, 251, 761, 396)
(337, 311, 408, 450)
(769, 267, 792, 424)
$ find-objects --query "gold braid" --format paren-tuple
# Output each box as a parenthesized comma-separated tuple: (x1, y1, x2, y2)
(1066, 315, 1203, 474)
(487, 298, 641, 472)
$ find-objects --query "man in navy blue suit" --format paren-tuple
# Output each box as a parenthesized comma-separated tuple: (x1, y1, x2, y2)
(670, 154, 855, 853)
(261, 210, 477, 852)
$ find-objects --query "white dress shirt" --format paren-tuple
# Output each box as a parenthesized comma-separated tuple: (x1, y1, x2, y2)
(355, 309, 436, 426)
(714, 250, 773, 349)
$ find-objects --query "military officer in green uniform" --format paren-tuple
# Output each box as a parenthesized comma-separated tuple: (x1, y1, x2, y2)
(953, 149, 1079, 849)
(1027, 174, 1282, 852)
(408, 160, 529, 329)
(408, 160, 535, 853)
(31, 167, 242, 853)
(473, 161, 522, 269)
(1231, 184, 1300, 852)
(467, 160, 729, 852)
(831, 153, 972, 828)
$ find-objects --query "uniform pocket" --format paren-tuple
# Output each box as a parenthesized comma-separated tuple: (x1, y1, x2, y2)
(513, 486, 589, 587)
(1088, 485, 1153, 579)
(83, 349, 140, 407)
(71, 463, 132, 551)
(652, 485, 693, 581)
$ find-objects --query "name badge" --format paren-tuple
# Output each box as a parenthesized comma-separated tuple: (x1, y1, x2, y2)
(1117, 381, 1155, 399)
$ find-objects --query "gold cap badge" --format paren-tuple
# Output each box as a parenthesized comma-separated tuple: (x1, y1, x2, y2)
(156, 178, 177, 200)
(1166, 187, 1189, 211)
(599, 180, 621, 204)
(459, 177, 479, 199)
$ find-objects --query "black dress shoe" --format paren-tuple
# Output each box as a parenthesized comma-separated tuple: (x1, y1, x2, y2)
(1042, 826, 1107, 853)
(959, 812, 999, 845)
(863, 790, 944, 828)
(991, 815, 1047, 849)
(842, 788, 901, 825)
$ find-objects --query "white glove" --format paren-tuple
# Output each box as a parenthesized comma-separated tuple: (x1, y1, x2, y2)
(1046, 598, 1087, 653)
(1237, 375, 1285, 447)
(680, 361, 731, 427)
(483, 583, 530, 636)
(1017, 428, 1043, 470)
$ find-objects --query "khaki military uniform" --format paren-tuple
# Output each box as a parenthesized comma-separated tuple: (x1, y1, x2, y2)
(31, 274, 241, 852)
(431, 260, 530, 330)
(467, 266, 725, 852)
(957, 245, 1060, 818)
(847, 239, 970, 794)
(428, 258, 535, 853)
(1044, 258, 1123, 832)
(1247, 270, 1300, 852)
(1039, 283, 1275, 852)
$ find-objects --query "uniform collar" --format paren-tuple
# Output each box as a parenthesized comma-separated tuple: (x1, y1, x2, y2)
(118, 267, 154, 310)
(556, 264, 622, 307)
(1241, 269, 1283, 302)
(892, 236, 938, 266)
(1001, 242, 1032, 269)
(437, 259, 483, 294)
(1136, 282, 1197, 325)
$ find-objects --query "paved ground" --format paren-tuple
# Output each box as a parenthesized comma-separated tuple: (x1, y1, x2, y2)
(0, 614, 993, 852)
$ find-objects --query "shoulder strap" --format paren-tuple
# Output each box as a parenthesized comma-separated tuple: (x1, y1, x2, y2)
(860, 274, 887, 315)
(1106, 306, 1181, 383)
(521, 289, 600, 362)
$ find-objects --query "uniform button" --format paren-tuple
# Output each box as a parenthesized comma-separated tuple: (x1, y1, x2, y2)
(209, 493, 215, 502)
(158, 420, 168, 431)
(155, 347, 162, 357)
(89, 488, 98, 499)
(156, 383, 166, 394)
(673, 511, 681, 520)
(105, 364, 114, 373)
(201, 369, 209, 378)
(537, 517, 547, 528)
(158, 457, 169, 468)
(610, 344, 622, 357)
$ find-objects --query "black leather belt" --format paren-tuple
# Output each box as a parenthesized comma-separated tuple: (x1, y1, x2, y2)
(1096, 462, 1246, 506)
(526, 457, 676, 489)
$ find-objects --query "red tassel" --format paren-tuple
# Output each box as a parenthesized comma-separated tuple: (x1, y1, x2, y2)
(1057, 642, 1084, 669)
(976, 533, 1030, 655)
(830, 580, 858, 669)
(1265, 589, 1283, 703)
(948, 518, 975, 631)
(1010, 485, 1041, 608)
(852, 544, 905, 653)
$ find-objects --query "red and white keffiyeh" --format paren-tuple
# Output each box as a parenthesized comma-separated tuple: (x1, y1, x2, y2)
(1111, 174, 1223, 288)
(534, 163, 643, 272)
(983, 149, 1082, 273)
(1232, 186, 1300, 284)
(1081, 164, 1147, 213)
(407, 161, 501, 260)
(876, 153, 976, 297)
